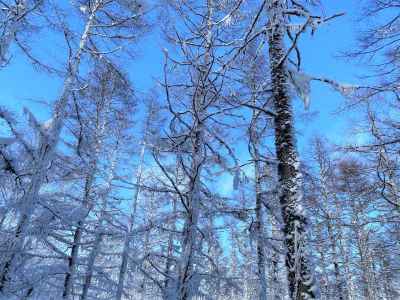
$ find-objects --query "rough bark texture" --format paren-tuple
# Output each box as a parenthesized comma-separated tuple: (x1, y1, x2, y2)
(267, 1, 316, 299)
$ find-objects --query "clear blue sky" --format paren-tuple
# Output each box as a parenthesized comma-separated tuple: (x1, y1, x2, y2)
(295, 1, 366, 150)
(0, 1, 365, 151)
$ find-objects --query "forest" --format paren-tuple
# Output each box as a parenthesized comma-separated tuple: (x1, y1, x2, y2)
(0, 0, 399, 299)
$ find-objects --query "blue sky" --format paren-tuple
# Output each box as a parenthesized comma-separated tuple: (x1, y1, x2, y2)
(294, 1, 367, 150)
(0, 1, 366, 153)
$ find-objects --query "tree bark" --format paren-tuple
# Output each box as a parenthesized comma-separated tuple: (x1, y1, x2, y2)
(267, 1, 316, 299)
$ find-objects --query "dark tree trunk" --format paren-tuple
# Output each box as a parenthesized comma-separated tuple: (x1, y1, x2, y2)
(63, 171, 93, 299)
(267, 1, 316, 299)
(63, 223, 83, 299)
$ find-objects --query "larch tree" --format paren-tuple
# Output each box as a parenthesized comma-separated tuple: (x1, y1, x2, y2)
(266, 1, 316, 298)
(1, 1, 400, 300)
(0, 0, 147, 296)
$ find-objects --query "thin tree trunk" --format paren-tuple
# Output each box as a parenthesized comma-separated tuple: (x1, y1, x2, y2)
(80, 227, 103, 300)
(318, 162, 345, 299)
(341, 232, 355, 300)
(63, 225, 83, 299)
(164, 169, 178, 299)
(255, 154, 267, 300)
(63, 50, 113, 297)
(80, 152, 117, 300)
(115, 100, 155, 300)
(248, 58, 268, 300)
(271, 247, 281, 300)
(267, 1, 316, 299)
(316, 237, 329, 299)
(327, 220, 344, 300)
(317, 149, 345, 300)
(63, 169, 95, 299)
(140, 195, 154, 300)
(116, 139, 146, 300)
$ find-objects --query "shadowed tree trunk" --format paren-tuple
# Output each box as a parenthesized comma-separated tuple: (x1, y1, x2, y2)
(267, 1, 316, 299)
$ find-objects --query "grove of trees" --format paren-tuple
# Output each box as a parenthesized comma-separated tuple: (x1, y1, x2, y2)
(0, 0, 399, 299)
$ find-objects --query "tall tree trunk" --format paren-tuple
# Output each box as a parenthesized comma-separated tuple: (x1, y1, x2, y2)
(140, 195, 154, 300)
(254, 148, 267, 300)
(267, 1, 316, 299)
(116, 138, 146, 300)
(249, 62, 268, 300)
(115, 99, 155, 300)
(164, 169, 178, 300)
(80, 152, 117, 300)
(0, 3, 98, 292)
(176, 2, 212, 299)
(176, 111, 204, 300)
